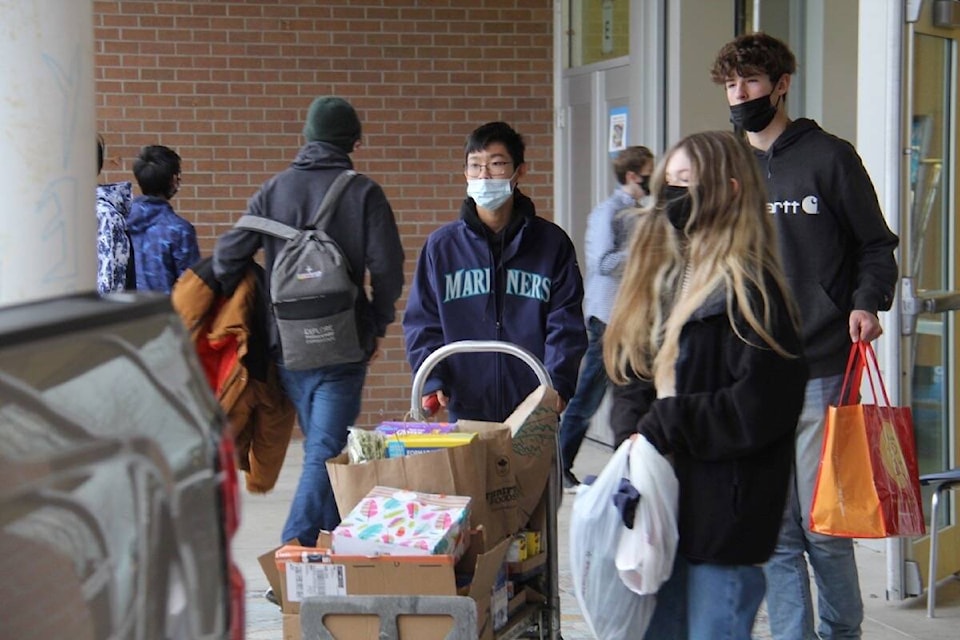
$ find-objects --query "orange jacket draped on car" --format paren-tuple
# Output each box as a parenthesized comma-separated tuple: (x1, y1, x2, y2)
(173, 257, 296, 493)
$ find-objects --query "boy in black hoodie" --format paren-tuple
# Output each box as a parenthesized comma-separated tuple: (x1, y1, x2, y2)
(711, 33, 899, 640)
(213, 97, 405, 554)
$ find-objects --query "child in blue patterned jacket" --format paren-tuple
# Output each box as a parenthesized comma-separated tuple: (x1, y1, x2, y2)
(127, 144, 200, 293)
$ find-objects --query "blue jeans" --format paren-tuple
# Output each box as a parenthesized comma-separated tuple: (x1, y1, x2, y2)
(763, 374, 863, 639)
(643, 555, 766, 639)
(278, 362, 367, 545)
(559, 317, 608, 472)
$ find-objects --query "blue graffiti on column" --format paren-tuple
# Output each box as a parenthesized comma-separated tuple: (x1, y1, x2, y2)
(37, 48, 83, 284)
(38, 177, 79, 283)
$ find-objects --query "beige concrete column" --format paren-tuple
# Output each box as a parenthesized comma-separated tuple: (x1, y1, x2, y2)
(0, 0, 96, 306)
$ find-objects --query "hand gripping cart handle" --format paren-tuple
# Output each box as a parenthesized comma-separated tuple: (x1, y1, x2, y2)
(411, 340, 562, 640)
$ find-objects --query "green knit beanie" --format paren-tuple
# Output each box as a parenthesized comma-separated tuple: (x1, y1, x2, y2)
(302, 96, 362, 153)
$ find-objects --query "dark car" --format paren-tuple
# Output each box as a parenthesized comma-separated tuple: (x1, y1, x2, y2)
(0, 293, 243, 640)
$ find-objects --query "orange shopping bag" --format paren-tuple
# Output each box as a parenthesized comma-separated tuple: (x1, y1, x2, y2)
(809, 342, 925, 538)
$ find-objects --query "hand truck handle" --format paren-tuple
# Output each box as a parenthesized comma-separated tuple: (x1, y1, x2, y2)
(409, 340, 552, 420)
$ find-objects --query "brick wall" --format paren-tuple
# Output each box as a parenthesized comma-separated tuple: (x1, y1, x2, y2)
(94, 0, 555, 428)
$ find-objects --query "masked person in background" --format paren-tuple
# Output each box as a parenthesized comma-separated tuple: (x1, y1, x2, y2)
(560, 145, 654, 492)
(711, 33, 899, 640)
(606, 130, 808, 639)
(404, 121, 587, 422)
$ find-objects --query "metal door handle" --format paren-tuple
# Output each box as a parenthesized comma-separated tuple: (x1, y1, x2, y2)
(900, 277, 960, 336)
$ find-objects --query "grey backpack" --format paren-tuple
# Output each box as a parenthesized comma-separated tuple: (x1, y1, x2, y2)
(233, 170, 363, 370)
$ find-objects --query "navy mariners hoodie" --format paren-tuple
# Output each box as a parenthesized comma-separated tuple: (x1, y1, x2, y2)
(756, 118, 899, 378)
(403, 191, 587, 422)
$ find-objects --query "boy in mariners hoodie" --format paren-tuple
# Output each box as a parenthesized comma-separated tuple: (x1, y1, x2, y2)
(403, 121, 587, 422)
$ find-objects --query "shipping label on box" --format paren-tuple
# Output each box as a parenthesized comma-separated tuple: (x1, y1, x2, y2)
(284, 562, 347, 603)
(332, 486, 471, 560)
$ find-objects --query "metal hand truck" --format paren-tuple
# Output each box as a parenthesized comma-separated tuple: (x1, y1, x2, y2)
(300, 340, 562, 640)
(410, 340, 562, 640)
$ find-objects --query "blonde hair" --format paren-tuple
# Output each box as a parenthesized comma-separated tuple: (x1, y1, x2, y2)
(603, 130, 800, 390)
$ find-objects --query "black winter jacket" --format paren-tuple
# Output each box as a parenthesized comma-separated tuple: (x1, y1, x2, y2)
(213, 142, 405, 362)
(610, 279, 808, 566)
(756, 119, 898, 377)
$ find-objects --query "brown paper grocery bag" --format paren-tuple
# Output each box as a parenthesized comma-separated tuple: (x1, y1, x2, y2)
(504, 385, 559, 522)
(326, 385, 558, 543)
(458, 385, 559, 532)
(326, 424, 518, 543)
(457, 421, 522, 541)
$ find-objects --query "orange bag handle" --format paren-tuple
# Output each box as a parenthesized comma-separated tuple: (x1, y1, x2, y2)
(838, 341, 892, 408)
(859, 341, 894, 408)
(837, 342, 866, 406)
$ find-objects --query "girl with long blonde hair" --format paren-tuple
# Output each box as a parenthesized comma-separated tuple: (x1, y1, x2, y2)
(604, 131, 808, 639)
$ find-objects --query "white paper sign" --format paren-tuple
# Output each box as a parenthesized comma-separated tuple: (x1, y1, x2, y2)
(608, 107, 628, 154)
(284, 563, 347, 602)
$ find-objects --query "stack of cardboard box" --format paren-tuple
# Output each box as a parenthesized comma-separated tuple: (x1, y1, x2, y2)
(258, 385, 559, 639)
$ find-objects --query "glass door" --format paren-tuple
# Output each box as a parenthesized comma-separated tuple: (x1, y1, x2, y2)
(901, 3, 960, 593)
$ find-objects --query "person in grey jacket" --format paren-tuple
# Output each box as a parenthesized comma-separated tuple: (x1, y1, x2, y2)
(559, 145, 653, 491)
(213, 96, 405, 549)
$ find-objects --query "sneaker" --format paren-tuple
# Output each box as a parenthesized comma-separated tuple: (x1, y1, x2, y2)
(264, 587, 280, 607)
(562, 470, 580, 493)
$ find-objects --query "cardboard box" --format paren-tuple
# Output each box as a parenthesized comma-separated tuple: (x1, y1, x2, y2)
(331, 486, 470, 560)
(260, 533, 513, 639)
(282, 613, 300, 640)
(507, 589, 527, 617)
(506, 550, 546, 579)
(280, 553, 458, 612)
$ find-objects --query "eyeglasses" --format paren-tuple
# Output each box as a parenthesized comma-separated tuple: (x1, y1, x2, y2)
(465, 160, 514, 178)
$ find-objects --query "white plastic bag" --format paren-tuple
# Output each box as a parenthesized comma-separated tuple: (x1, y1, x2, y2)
(616, 435, 679, 595)
(569, 440, 655, 640)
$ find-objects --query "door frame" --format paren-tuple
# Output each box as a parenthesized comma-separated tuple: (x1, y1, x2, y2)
(861, 0, 960, 602)
(898, 0, 960, 599)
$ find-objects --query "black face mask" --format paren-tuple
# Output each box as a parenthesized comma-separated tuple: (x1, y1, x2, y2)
(663, 185, 692, 231)
(639, 175, 651, 196)
(729, 93, 778, 132)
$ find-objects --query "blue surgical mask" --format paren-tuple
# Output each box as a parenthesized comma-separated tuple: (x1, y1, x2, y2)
(467, 177, 514, 211)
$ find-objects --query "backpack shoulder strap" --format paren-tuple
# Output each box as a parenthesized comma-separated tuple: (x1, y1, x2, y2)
(233, 215, 299, 241)
(308, 170, 358, 231)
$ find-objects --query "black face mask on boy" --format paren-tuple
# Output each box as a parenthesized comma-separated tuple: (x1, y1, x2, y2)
(729, 92, 779, 133)
(663, 185, 693, 231)
(638, 174, 651, 196)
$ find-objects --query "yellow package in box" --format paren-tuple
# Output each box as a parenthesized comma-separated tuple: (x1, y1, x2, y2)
(385, 431, 478, 458)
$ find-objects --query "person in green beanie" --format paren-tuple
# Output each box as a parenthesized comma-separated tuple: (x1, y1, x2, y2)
(302, 96, 363, 152)
(213, 96, 405, 556)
